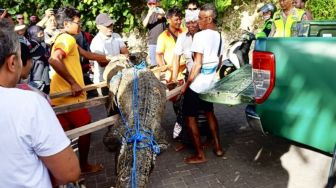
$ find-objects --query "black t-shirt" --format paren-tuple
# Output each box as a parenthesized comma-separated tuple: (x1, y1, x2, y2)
(145, 13, 166, 45)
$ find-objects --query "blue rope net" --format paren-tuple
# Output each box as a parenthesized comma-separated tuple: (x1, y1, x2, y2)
(116, 61, 160, 188)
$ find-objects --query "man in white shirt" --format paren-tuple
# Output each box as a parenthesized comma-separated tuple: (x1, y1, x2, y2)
(90, 13, 128, 96)
(0, 19, 80, 188)
(172, 9, 200, 82)
(181, 4, 224, 164)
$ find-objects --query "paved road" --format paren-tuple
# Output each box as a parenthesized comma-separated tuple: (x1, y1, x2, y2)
(83, 104, 333, 188)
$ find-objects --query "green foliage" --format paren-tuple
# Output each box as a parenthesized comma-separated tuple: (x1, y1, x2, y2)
(1, 0, 335, 34)
(0, 0, 142, 33)
(307, 0, 336, 20)
(159, 0, 231, 17)
(215, 0, 231, 12)
(0, 0, 232, 33)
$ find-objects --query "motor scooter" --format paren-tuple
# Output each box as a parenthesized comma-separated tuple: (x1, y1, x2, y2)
(217, 30, 256, 79)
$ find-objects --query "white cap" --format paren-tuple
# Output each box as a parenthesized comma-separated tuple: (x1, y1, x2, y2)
(185, 9, 199, 22)
(14, 24, 27, 32)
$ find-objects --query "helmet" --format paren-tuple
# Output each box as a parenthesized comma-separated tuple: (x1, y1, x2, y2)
(258, 3, 276, 16)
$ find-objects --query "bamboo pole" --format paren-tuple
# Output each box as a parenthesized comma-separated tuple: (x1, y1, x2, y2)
(49, 82, 107, 99)
(65, 115, 119, 139)
(53, 96, 109, 115)
(60, 86, 182, 138)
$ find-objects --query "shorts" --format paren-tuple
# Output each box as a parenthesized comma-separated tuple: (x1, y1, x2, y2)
(182, 87, 213, 117)
(57, 108, 91, 131)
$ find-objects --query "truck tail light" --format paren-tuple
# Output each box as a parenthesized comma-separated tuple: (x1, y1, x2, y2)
(252, 51, 275, 104)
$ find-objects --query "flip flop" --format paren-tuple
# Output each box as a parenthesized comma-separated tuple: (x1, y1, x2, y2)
(174, 143, 186, 152)
(213, 149, 225, 157)
(81, 164, 104, 175)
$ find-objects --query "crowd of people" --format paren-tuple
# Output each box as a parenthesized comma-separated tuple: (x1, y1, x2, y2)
(0, 0, 313, 187)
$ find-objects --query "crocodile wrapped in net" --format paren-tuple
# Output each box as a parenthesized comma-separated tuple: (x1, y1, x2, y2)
(103, 55, 168, 188)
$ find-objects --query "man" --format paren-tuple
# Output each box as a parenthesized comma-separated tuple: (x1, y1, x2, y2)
(294, 0, 313, 20)
(256, 3, 276, 38)
(16, 13, 25, 25)
(170, 9, 202, 151)
(186, 0, 200, 11)
(270, 0, 308, 37)
(142, 0, 166, 66)
(156, 7, 184, 82)
(156, 7, 185, 143)
(26, 25, 51, 94)
(29, 15, 39, 26)
(172, 9, 200, 82)
(0, 19, 80, 187)
(49, 7, 102, 174)
(181, 3, 224, 164)
(90, 13, 128, 96)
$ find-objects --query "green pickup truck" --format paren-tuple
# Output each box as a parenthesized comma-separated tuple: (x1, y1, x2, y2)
(201, 21, 336, 186)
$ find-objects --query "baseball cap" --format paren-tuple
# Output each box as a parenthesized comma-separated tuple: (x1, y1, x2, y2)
(14, 24, 27, 32)
(95, 13, 116, 26)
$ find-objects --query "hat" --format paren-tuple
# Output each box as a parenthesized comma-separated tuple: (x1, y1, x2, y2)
(185, 9, 199, 22)
(96, 13, 116, 26)
(147, 0, 157, 3)
(258, 3, 276, 13)
(14, 24, 27, 32)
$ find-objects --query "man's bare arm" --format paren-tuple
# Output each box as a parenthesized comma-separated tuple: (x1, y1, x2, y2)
(171, 54, 181, 82)
(305, 11, 313, 20)
(78, 46, 110, 67)
(49, 49, 82, 96)
(156, 52, 165, 66)
(120, 46, 129, 56)
(187, 52, 202, 84)
(142, 9, 154, 27)
(181, 52, 203, 93)
(269, 23, 276, 37)
(0, 9, 7, 19)
(36, 9, 54, 28)
(40, 146, 80, 185)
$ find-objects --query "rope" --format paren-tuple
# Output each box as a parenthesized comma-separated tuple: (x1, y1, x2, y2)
(116, 61, 160, 188)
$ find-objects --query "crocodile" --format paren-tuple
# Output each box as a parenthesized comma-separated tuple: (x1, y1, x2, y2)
(103, 55, 168, 188)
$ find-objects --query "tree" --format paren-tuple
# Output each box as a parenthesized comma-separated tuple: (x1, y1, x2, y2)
(1, 0, 335, 34)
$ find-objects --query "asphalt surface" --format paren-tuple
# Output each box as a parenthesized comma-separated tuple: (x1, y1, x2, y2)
(82, 104, 333, 188)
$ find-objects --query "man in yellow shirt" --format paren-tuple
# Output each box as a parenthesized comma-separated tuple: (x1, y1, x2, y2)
(156, 7, 184, 82)
(49, 7, 103, 174)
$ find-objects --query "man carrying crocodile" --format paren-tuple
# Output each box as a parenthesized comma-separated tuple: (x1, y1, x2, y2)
(181, 3, 224, 164)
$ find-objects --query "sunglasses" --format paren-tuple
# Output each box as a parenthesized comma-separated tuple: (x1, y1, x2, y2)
(17, 18, 24, 20)
(148, 3, 156, 5)
(188, 8, 198, 10)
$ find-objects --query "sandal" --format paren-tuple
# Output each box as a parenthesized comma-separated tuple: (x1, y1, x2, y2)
(81, 163, 104, 175)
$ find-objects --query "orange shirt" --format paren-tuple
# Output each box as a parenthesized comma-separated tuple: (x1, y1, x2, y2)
(50, 33, 86, 106)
